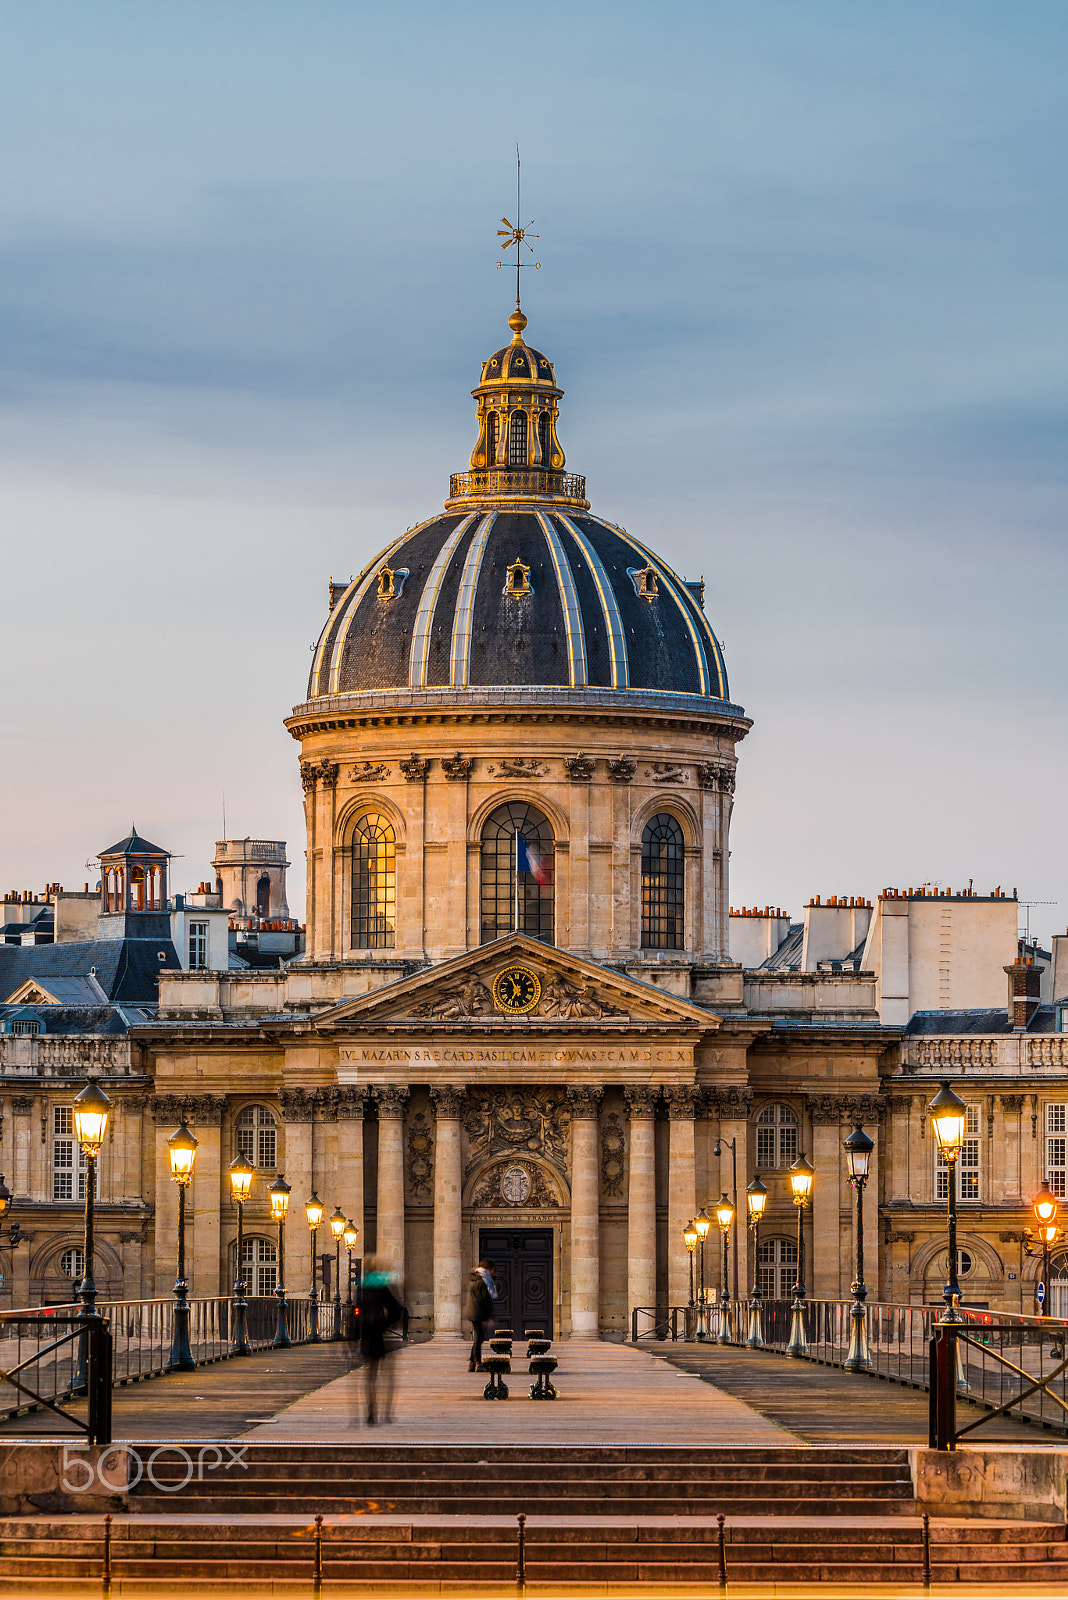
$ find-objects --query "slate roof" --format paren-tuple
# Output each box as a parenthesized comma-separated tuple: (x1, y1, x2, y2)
(98, 825, 170, 859)
(0, 1001, 154, 1035)
(0, 937, 181, 1006)
(905, 1009, 1014, 1036)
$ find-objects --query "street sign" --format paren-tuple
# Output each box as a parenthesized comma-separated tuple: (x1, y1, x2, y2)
(1038, 1282, 1046, 1304)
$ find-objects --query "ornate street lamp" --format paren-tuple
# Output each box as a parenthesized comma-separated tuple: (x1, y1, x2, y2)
(1033, 1179, 1060, 1317)
(305, 1193, 324, 1343)
(694, 1208, 712, 1341)
(343, 1219, 359, 1308)
(228, 1153, 254, 1356)
(843, 1124, 874, 1371)
(715, 1193, 735, 1344)
(269, 1175, 292, 1348)
(785, 1153, 814, 1358)
(71, 1082, 111, 1327)
(329, 1207, 346, 1340)
(166, 1121, 199, 1371)
(928, 1083, 967, 1323)
(745, 1175, 768, 1349)
(683, 1219, 698, 1310)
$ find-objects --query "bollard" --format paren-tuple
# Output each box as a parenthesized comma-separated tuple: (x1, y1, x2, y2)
(102, 1513, 112, 1599)
(313, 1512, 323, 1599)
(716, 1512, 727, 1590)
(922, 1511, 931, 1590)
(516, 1511, 527, 1592)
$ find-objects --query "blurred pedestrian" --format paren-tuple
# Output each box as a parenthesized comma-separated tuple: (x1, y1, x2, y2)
(465, 1258, 497, 1372)
(355, 1254, 405, 1425)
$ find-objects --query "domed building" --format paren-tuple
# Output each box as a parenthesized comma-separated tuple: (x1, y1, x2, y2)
(148, 303, 884, 1343)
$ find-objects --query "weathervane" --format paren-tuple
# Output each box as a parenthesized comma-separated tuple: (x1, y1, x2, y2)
(497, 144, 540, 305)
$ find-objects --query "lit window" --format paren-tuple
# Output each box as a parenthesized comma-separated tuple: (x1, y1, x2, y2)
(757, 1237, 797, 1298)
(188, 920, 208, 970)
(480, 802, 554, 946)
(1047, 1104, 1067, 1198)
(641, 815, 684, 950)
(236, 1105, 277, 1169)
(936, 1102, 981, 1201)
(755, 1103, 799, 1170)
(350, 814, 396, 950)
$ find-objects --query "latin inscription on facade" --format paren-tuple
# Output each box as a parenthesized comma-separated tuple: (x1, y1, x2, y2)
(338, 1044, 692, 1068)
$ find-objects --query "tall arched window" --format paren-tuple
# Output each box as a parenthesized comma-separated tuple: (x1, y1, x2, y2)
(147, 866, 161, 911)
(235, 1105, 277, 1169)
(640, 814, 684, 949)
(538, 413, 550, 465)
(239, 1236, 278, 1297)
(256, 874, 271, 918)
(757, 1238, 798, 1298)
(755, 1103, 799, 1170)
(105, 868, 122, 913)
(487, 412, 498, 464)
(480, 802, 554, 945)
(509, 410, 528, 466)
(350, 813, 396, 949)
(128, 866, 144, 911)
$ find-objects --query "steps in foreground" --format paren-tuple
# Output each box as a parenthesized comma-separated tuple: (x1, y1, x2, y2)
(1, 1515, 1067, 1590)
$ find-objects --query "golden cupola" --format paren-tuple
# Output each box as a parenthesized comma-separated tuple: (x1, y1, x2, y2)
(444, 299, 589, 511)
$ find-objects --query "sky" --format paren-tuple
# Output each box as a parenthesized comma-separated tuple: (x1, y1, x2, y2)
(1, 1, 1065, 946)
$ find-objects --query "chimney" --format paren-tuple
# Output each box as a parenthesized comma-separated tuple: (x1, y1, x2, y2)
(1006, 957, 1042, 1030)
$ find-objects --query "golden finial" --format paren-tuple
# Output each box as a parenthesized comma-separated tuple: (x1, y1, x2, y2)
(496, 144, 539, 335)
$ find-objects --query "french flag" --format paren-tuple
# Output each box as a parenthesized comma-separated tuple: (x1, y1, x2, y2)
(516, 832, 551, 888)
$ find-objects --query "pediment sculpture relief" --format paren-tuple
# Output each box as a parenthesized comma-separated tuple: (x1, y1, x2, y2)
(535, 973, 627, 1021)
(409, 969, 627, 1022)
(411, 975, 494, 1020)
(463, 1088, 570, 1174)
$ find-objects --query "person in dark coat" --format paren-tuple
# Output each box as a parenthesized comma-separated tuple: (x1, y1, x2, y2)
(464, 1258, 497, 1372)
(355, 1254, 405, 1424)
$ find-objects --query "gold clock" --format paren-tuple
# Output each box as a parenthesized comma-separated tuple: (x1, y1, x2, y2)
(492, 965, 542, 1015)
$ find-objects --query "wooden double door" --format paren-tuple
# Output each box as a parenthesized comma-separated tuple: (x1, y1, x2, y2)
(478, 1228, 553, 1339)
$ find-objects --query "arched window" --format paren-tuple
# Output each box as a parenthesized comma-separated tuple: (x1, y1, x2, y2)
(641, 815, 685, 949)
(538, 413, 551, 465)
(350, 813, 396, 949)
(1049, 1255, 1068, 1319)
(757, 1238, 797, 1299)
(240, 1236, 278, 1297)
(509, 410, 528, 466)
(236, 1105, 277, 1169)
(487, 412, 498, 464)
(60, 1246, 86, 1282)
(147, 866, 161, 911)
(755, 1103, 799, 1170)
(105, 866, 125, 913)
(129, 866, 144, 911)
(480, 802, 554, 945)
(256, 874, 271, 918)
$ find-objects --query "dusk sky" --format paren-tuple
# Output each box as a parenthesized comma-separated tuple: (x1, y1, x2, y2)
(2, 2, 1065, 945)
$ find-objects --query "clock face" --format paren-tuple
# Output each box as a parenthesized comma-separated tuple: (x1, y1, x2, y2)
(492, 964, 542, 1015)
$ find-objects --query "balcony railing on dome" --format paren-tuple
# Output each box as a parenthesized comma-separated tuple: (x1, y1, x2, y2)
(446, 467, 589, 509)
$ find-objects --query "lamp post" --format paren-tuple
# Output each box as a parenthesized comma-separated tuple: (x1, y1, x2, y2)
(785, 1153, 814, 1358)
(843, 1123, 874, 1371)
(1033, 1179, 1060, 1317)
(166, 1121, 199, 1371)
(713, 1136, 740, 1306)
(329, 1207, 346, 1340)
(715, 1193, 735, 1344)
(683, 1218, 698, 1305)
(305, 1193, 324, 1342)
(694, 1208, 712, 1340)
(228, 1153, 254, 1356)
(71, 1082, 111, 1328)
(928, 1083, 967, 1323)
(343, 1220, 359, 1309)
(745, 1175, 768, 1348)
(269, 1175, 291, 1348)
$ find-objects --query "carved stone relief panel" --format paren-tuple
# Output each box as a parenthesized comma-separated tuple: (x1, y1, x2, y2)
(406, 1110, 434, 1199)
(470, 1159, 559, 1209)
(601, 1111, 625, 1198)
(462, 1088, 570, 1178)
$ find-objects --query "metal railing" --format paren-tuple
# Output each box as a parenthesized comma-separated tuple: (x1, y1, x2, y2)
(632, 1299, 1068, 1437)
(0, 1307, 112, 1443)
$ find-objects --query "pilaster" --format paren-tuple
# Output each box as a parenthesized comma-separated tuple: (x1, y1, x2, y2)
(664, 1087, 697, 1306)
(568, 1086, 603, 1336)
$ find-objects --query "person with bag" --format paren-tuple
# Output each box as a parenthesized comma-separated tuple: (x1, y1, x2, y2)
(465, 1258, 497, 1372)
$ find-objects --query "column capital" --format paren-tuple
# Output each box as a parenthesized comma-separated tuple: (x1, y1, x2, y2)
(568, 1085, 603, 1120)
(623, 1086, 657, 1120)
(1000, 1093, 1025, 1113)
(702, 1084, 753, 1118)
(374, 1085, 410, 1121)
(663, 1086, 698, 1121)
(10, 1095, 35, 1116)
(279, 1088, 316, 1123)
(335, 1087, 368, 1121)
(187, 1094, 227, 1125)
(430, 1085, 465, 1119)
(150, 1093, 187, 1125)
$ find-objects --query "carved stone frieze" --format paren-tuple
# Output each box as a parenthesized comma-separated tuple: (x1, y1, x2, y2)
(564, 754, 597, 781)
(886, 1230, 917, 1245)
(486, 757, 547, 779)
(463, 1088, 570, 1175)
(703, 1085, 753, 1118)
(663, 1086, 698, 1121)
(696, 762, 736, 794)
(999, 1230, 1027, 1244)
(186, 1094, 227, 1125)
(624, 1086, 658, 1120)
(470, 1159, 559, 1209)
(374, 1086, 410, 1121)
(646, 763, 688, 784)
(406, 1111, 434, 1199)
(601, 1112, 625, 1198)
(430, 1085, 464, 1120)
(350, 761, 390, 783)
(400, 754, 431, 783)
(150, 1094, 187, 1125)
(809, 1093, 885, 1125)
(607, 755, 636, 784)
(568, 1085, 604, 1121)
(441, 753, 473, 782)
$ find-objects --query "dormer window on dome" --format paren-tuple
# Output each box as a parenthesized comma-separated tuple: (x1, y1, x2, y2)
(504, 558, 532, 597)
(628, 565, 659, 601)
(446, 299, 590, 512)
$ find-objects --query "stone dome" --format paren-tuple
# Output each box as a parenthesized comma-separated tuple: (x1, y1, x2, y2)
(307, 302, 731, 705)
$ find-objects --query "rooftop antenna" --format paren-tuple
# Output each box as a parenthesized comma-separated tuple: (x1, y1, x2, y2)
(497, 144, 540, 309)
(1019, 901, 1056, 944)
(222, 789, 226, 841)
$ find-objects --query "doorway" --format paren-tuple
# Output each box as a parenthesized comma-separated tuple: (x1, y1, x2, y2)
(478, 1228, 553, 1338)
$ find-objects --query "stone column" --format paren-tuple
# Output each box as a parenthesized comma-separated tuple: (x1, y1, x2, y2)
(664, 1087, 697, 1307)
(809, 1099, 842, 1299)
(280, 1089, 316, 1300)
(336, 1089, 367, 1269)
(568, 1086, 603, 1337)
(624, 1087, 657, 1318)
(430, 1086, 465, 1338)
(190, 1095, 226, 1298)
(374, 1087, 409, 1281)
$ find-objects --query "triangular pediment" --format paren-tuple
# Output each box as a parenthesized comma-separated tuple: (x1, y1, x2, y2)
(313, 935, 719, 1031)
(5, 979, 59, 1006)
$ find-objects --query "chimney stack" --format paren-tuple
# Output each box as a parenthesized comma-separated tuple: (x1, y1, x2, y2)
(1006, 956, 1042, 1030)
